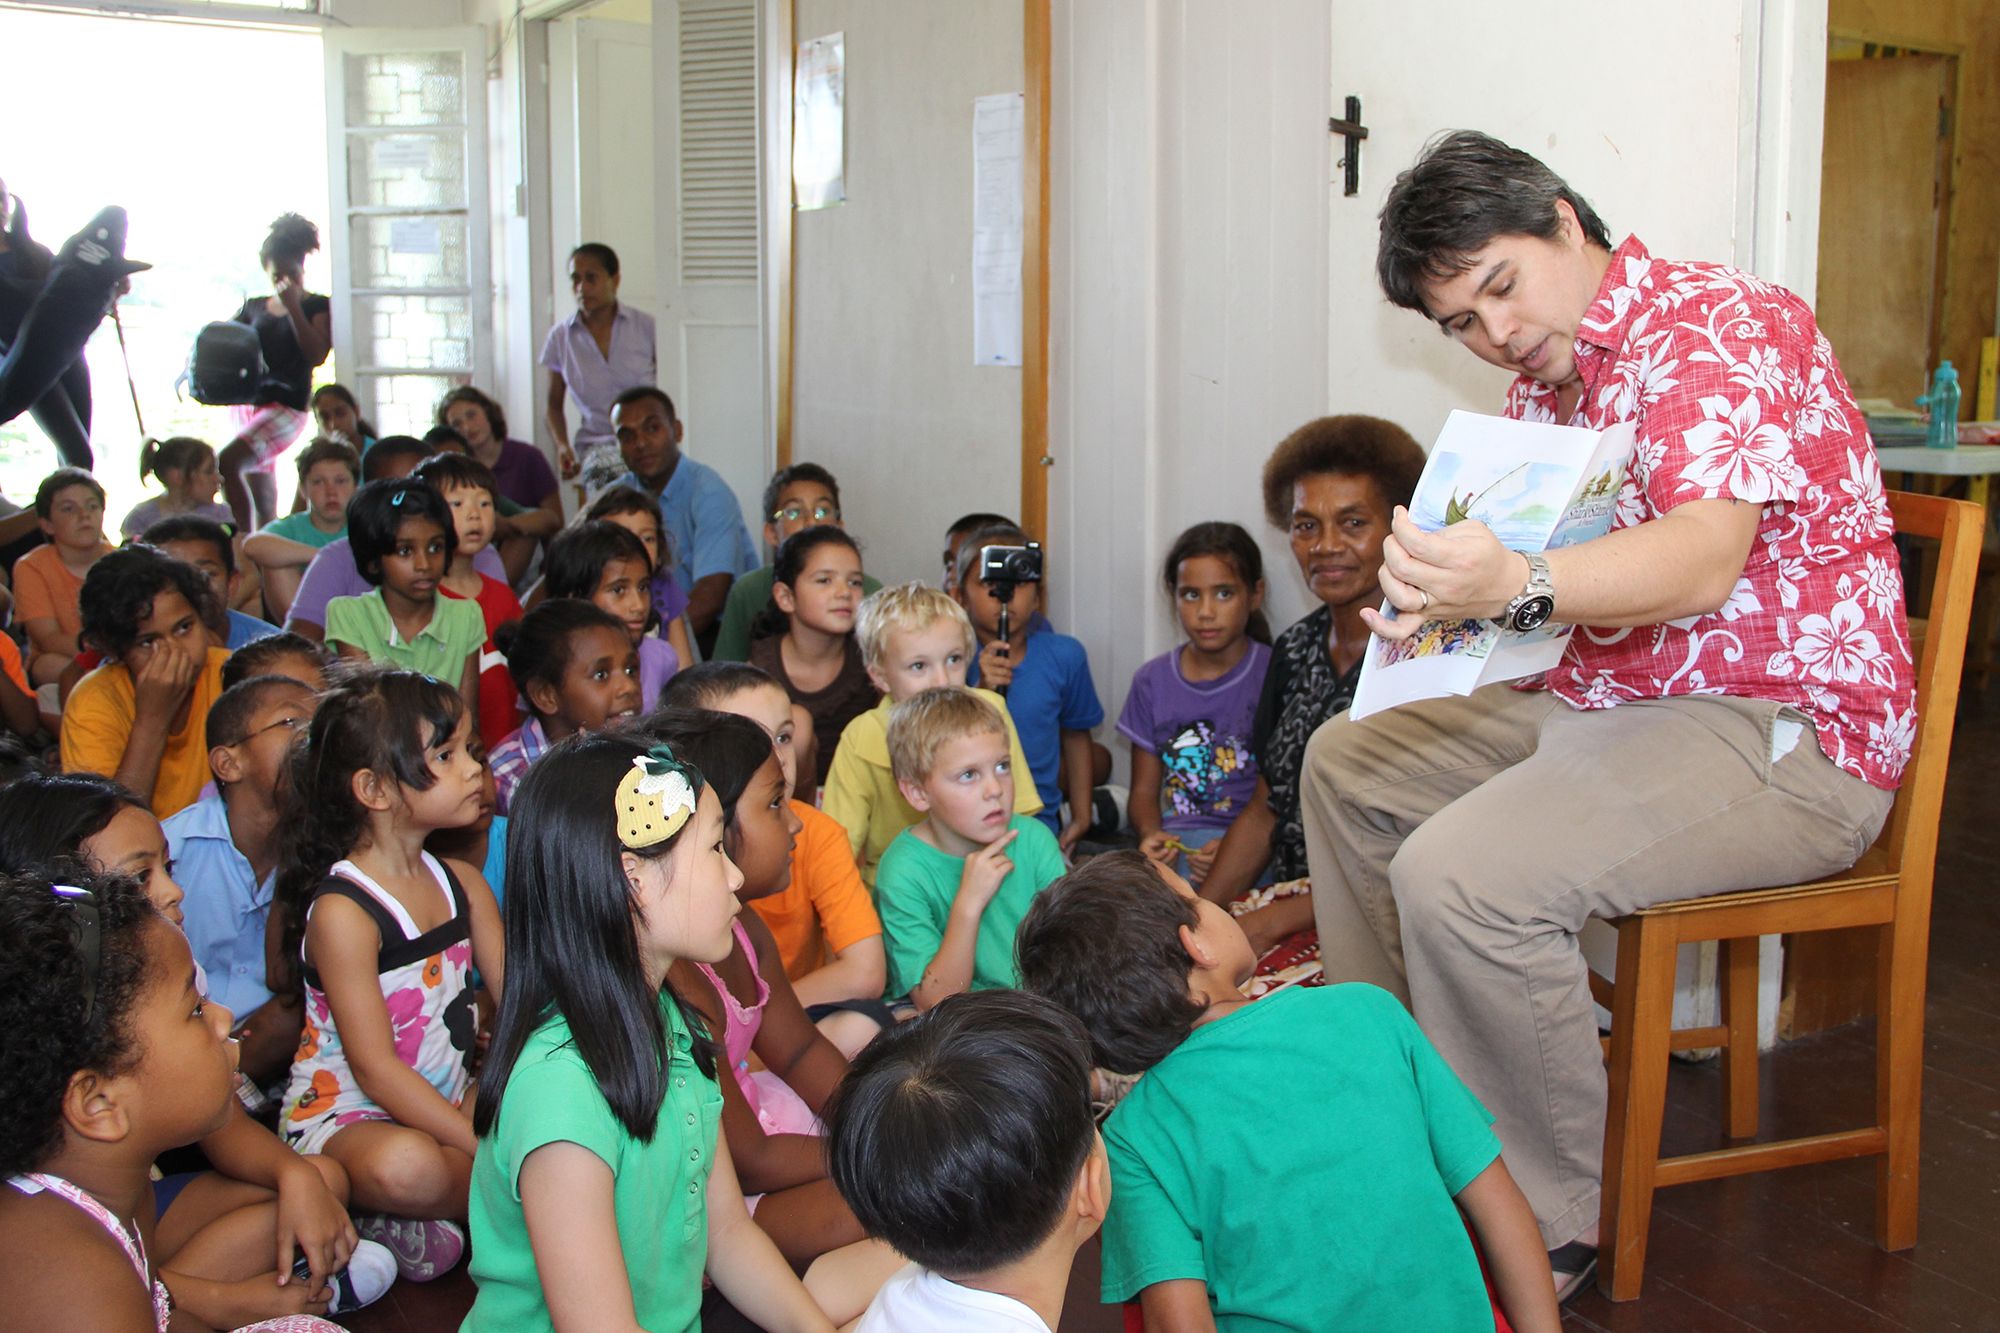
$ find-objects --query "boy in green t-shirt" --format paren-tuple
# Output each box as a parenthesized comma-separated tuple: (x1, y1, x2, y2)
(1018, 851, 1561, 1333)
(876, 686, 1066, 1007)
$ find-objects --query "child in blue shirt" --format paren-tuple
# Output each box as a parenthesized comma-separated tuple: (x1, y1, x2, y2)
(957, 525, 1103, 854)
(1018, 851, 1560, 1333)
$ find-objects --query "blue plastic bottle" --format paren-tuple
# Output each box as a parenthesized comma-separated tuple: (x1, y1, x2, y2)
(1920, 361, 1960, 450)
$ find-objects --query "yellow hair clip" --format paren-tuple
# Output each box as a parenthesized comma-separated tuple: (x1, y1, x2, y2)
(616, 745, 702, 849)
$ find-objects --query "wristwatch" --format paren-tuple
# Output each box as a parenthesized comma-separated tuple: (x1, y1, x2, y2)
(1503, 553, 1556, 633)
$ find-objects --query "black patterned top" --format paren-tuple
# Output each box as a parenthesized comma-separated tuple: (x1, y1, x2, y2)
(1250, 605, 1363, 881)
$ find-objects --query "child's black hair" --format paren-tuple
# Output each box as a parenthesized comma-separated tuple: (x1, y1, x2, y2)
(273, 667, 465, 995)
(310, 383, 375, 443)
(658, 661, 779, 712)
(34, 466, 104, 519)
(344, 477, 457, 587)
(584, 485, 675, 571)
(221, 631, 332, 692)
(0, 771, 147, 874)
(496, 599, 629, 719)
(760, 462, 842, 525)
(634, 708, 776, 837)
(421, 425, 469, 456)
(1015, 849, 1208, 1075)
(360, 436, 432, 483)
(137, 436, 214, 487)
(0, 868, 160, 1177)
(475, 730, 716, 1145)
(142, 514, 238, 577)
(259, 213, 320, 270)
(825, 989, 1096, 1275)
(751, 524, 861, 641)
(206, 673, 316, 753)
(78, 544, 220, 660)
(544, 521, 656, 616)
(1161, 520, 1272, 646)
(953, 522, 1033, 593)
(294, 435, 362, 484)
(412, 452, 501, 503)
(569, 241, 620, 276)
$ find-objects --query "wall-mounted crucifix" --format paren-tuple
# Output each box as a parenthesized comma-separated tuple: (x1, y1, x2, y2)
(1329, 95, 1368, 197)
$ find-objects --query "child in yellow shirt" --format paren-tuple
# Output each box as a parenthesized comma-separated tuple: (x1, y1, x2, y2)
(821, 583, 1040, 889)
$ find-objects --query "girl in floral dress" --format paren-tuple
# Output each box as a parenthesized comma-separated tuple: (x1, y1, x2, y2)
(274, 668, 505, 1284)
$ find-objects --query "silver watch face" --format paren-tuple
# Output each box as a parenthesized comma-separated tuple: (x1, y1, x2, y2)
(1510, 595, 1556, 633)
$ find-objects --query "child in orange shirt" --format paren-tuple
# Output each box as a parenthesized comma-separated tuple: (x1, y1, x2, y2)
(665, 661, 890, 1057)
(15, 467, 116, 685)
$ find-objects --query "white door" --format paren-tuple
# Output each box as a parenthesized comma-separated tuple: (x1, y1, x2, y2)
(547, 0, 765, 531)
(323, 27, 492, 438)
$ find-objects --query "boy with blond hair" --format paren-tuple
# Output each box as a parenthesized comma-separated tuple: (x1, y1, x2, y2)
(877, 686, 1065, 1008)
(822, 582, 1041, 887)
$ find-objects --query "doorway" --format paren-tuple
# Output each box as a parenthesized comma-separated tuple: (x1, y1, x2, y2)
(1815, 38, 1957, 406)
(0, 7, 327, 523)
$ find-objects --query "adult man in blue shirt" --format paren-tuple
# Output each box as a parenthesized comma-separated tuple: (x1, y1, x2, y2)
(162, 673, 316, 1086)
(609, 385, 758, 653)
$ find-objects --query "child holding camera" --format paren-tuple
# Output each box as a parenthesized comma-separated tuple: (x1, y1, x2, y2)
(956, 526, 1104, 855)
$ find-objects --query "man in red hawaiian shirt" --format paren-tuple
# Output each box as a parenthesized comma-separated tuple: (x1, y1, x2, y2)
(1301, 131, 1911, 1301)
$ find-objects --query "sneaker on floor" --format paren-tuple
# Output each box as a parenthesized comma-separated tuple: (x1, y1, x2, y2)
(352, 1214, 466, 1282)
(324, 1237, 398, 1313)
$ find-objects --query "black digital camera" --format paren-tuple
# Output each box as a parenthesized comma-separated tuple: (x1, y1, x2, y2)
(977, 542, 1044, 587)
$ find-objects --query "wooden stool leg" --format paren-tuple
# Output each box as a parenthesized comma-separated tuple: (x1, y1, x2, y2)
(1720, 935, 1760, 1139)
(1876, 917, 1926, 1250)
(1598, 917, 1682, 1301)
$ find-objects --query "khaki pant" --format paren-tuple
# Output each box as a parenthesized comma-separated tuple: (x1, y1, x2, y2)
(1301, 686, 1893, 1246)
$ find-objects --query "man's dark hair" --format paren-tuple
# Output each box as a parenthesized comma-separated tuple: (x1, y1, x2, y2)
(825, 990, 1096, 1276)
(611, 385, 677, 422)
(1376, 130, 1613, 314)
(1016, 849, 1207, 1075)
(222, 631, 331, 691)
(760, 463, 842, 523)
(360, 435, 433, 482)
(141, 514, 237, 576)
(412, 452, 501, 502)
(570, 241, 620, 277)
(206, 673, 316, 752)
(34, 467, 104, 519)
(78, 544, 219, 660)
(1261, 415, 1426, 529)
(345, 478, 457, 587)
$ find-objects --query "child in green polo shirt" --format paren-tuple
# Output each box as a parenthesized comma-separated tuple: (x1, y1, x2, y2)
(1017, 851, 1561, 1333)
(876, 686, 1066, 1008)
(323, 476, 483, 707)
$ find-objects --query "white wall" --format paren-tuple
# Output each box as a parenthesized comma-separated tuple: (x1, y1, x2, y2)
(789, 0, 1024, 584)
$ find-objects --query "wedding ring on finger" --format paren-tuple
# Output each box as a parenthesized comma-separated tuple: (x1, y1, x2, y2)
(1418, 589, 1431, 612)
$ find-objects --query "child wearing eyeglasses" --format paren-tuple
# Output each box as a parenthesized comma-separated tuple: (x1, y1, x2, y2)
(714, 463, 883, 662)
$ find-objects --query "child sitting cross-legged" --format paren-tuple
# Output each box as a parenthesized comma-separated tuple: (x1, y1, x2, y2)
(642, 710, 901, 1296)
(1016, 851, 1560, 1333)
(462, 731, 838, 1333)
(544, 519, 681, 708)
(243, 437, 360, 625)
(663, 662, 890, 1058)
(822, 582, 1040, 889)
(878, 687, 1066, 1009)
(827, 990, 1109, 1333)
(412, 453, 526, 749)
(957, 524, 1105, 855)
(323, 476, 484, 709)
(748, 525, 879, 798)
(0, 869, 376, 1332)
(273, 668, 505, 1283)
(487, 599, 642, 813)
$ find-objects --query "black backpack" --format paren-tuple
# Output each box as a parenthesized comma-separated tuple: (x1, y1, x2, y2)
(183, 320, 265, 406)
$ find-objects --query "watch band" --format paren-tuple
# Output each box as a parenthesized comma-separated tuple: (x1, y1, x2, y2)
(1503, 553, 1556, 633)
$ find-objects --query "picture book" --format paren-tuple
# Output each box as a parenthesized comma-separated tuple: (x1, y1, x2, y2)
(1349, 410, 1638, 720)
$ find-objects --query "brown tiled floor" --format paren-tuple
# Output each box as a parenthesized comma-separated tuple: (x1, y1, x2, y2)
(346, 707, 2000, 1332)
